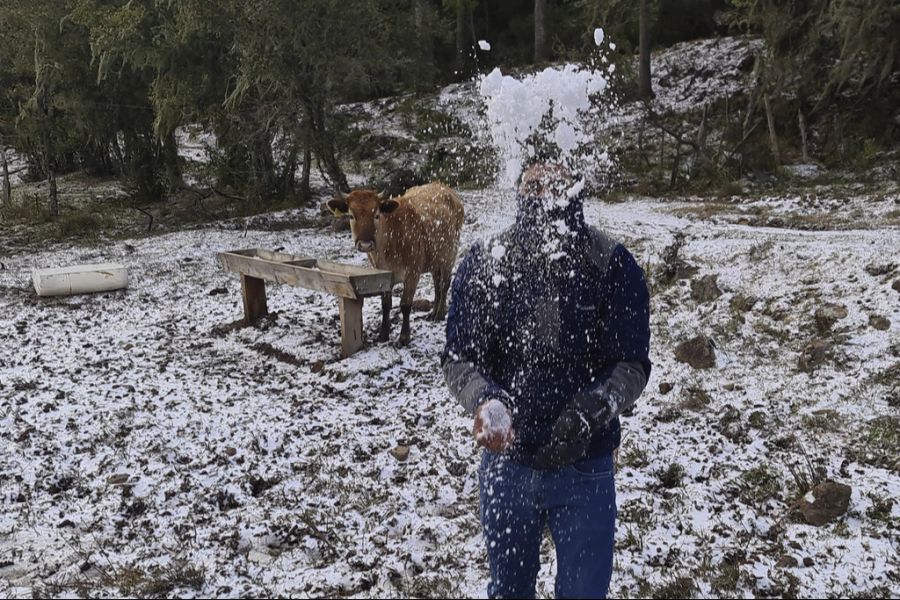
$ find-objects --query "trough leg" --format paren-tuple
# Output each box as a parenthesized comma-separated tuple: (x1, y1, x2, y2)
(378, 291, 392, 343)
(241, 274, 268, 323)
(339, 296, 365, 358)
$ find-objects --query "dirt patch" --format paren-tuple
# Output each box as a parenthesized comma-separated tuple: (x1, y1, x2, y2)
(251, 342, 307, 368)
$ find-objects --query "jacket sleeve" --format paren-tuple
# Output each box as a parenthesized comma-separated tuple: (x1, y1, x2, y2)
(579, 245, 652, 420)
(441, 245, 507, 416)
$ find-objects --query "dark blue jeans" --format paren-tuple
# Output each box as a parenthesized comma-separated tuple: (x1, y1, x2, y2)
(478, 450, 617, 599)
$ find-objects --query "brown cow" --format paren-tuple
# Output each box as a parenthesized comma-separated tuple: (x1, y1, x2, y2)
(327, 182, 464, 345)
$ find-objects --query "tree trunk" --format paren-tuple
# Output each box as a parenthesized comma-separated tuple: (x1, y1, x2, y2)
(456, 2, 467, 70)
(834, 113, 845, 160)
(300, 144, 312, 204)
(638, 0, 653, 99)
(469, 4, 476, 51)
(48, 166, 58, 218)
(33, 38, 58, 218)
(1, 140, 10, 205)
(716, 94, 729, 165)
(763, 94, 780, 165)
(414, 0, 434, 87)
(695, 103, 709, 174)
(670, 141, 681, 187)
(40, 125, 58, 218)
(798, 108, 810, 163)
(255, 133, 277, 200)
(743, 56, 761, 137)
(281, 142, 299, 198)
(659, 129, 664, 168)
(305, 101, 349, 193)
(161, 130, 183, 193)
(534, 0, 548, 63)
(110, 135, 125, 174)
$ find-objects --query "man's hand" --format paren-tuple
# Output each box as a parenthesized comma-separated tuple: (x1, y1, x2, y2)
(533, 389, 617, 469)
(473, 398, 515, 452)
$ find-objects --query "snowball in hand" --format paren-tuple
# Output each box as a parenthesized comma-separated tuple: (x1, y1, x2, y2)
(478, 399, 512, 437)
(594, 28, 604, 46)
(478, 40, 491, 52)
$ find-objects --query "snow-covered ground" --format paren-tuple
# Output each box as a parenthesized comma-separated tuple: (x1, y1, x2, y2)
(1, 187, 898, 598)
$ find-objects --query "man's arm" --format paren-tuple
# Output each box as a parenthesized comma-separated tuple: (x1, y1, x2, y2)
(441, 245, 506, 416)
(442, 246, 516, 452)
(535, 244, 651, 468)
(583, 244, 652, 418)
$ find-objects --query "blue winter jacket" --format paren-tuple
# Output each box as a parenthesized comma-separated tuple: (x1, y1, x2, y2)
(442, 191, 652, 467)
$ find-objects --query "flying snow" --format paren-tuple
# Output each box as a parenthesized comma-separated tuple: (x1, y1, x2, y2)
(593, 28, 604, 46)
(478, 64, 612, 188)
(478, 40, 492, 52)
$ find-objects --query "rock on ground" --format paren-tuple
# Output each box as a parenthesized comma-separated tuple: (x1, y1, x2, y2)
(800, 481, 852, 526)
(674, 335, 716, 369)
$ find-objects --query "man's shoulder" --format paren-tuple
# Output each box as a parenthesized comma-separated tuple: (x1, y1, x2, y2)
(585, 226, 622, 273)
(462, 228, 517, 264)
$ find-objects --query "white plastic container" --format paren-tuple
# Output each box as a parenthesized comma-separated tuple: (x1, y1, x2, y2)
(32, 263, 129, 297)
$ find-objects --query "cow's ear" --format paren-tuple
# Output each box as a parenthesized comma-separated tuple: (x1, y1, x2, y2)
(379, 199, 399, 214)
(327, 198, 349, 217)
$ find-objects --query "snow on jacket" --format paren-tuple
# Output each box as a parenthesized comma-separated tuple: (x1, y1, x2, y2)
(442, 190, 652, 466)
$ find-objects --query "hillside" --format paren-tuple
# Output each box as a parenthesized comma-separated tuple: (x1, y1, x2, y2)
(1, 35, 899, 600)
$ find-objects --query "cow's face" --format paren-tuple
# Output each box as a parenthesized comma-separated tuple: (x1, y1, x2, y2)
(327, 190, 399, 253)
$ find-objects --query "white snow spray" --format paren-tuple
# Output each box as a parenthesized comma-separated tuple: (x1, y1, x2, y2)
(474, 29, 618, 270)
(476, 28, 616, 191)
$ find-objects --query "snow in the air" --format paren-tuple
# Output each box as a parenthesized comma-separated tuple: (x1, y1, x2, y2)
(478, 40, 491, 52)
(478, 64, 610, 187)
(594, 27, 605, 47)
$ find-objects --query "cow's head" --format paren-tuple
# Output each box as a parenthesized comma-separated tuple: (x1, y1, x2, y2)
(327, 189, 399, 253)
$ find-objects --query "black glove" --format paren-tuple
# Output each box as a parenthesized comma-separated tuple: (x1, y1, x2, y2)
(533, 389, 618, 470)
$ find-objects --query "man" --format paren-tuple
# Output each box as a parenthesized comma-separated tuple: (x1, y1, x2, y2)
(441, 163, 651, 599)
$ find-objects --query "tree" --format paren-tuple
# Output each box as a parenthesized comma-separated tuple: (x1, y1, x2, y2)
(534, 0, 548, 62)
(446, 0, 478, 72)
(413, 0, 438, 88)
(729, 0, 900, 159)
(638, 0, 654, 98)
(732, 0, 899, 110)
(73, 0, 228, 197)
(1, 136, 10, 205)
(11, 1, 68, 218)
(225, 0, 410, 195)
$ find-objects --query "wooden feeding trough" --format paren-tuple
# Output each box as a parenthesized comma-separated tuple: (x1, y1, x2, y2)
(218, 248, 393, 358)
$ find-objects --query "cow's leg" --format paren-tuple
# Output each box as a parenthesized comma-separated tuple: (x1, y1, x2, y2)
(399, 272, 420, 346)
(435, 266, 452, 320)
(428, 268, 448, 321)
(378, 291, 392, 342)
